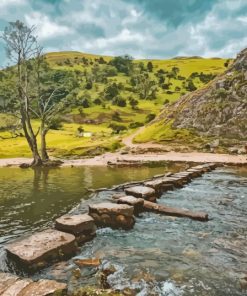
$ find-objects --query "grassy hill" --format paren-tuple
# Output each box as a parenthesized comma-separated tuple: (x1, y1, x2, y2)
(0, 51, 228, 158)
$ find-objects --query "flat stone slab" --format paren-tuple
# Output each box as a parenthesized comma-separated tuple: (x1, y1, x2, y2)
(0, 273, 67, 296)
(1, 278, 32, 296)
(89, 202, 133, 217)
(0, 273, 19, 294)
(5, 229, 76, 270)
(117, 195, 144, 206)
(144, 179, 174, 190)
(18, 279, 67, 296)
(125, 186, 156, 201)
(117, 196, 144, 214)
(55, 214, 96, 235)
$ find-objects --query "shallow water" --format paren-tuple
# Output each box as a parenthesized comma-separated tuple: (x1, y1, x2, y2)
(0, 164, 246, 295)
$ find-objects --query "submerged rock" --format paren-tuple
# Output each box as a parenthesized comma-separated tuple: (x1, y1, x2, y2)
(5, 229, 77, 271)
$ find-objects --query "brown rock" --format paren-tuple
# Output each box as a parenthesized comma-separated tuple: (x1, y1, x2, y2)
(18, 279, 67, 296)
(144, 179, 174, 193)
(117, 196, 144, 214)
(6, 229, 77, 271)
(0, 273, 19, 294)
(89, 203, 134, 217)
(1, 279, 32, 296)
(73, 258, 101, 267)
(55, 214, 96, 235)
(125, 186, 156, 201)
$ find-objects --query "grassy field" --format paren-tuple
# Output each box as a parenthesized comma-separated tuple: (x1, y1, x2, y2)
(0, 51, 228, 158)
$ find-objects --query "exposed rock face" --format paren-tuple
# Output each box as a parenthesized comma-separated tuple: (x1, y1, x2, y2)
(89, 203, 135, 229)
(55, 214, 96, 244)
(155, 47, 247, 141)
(5, 229, 77, 271)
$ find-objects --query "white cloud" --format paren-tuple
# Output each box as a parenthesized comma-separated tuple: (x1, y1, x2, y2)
(24, 12, 71, 40)
(0, 0, 26, 9)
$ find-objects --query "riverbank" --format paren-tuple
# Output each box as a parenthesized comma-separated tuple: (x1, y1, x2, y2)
(0, 151, 246, 167)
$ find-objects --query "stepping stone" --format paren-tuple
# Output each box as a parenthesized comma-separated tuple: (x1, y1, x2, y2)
(5, 229, 77, 271)
(144, 179, 174, 194)
(1, 278, 32, 296)
(18, 279, 67, 296)
(187, 168, 203, 177)
(117, 195, 144, 214)
(0, 273, 19, 294)
(89, 203, 135, 229)
(125, 186, 156, 201)
(55, 214, 96, 244)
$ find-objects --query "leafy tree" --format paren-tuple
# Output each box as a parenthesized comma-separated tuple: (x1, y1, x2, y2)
(109, 55, 133, 75)
(108, 123, 127, 134)
(93, 98, 102, 105)
(131, 73, 156, 100)
(128, 96, 139, 110)
(2, 21, 42, 165)
(112, 96, 126, 107)
(147, 61, 153, 72)
(2, 21, 79, 163)
(171, 66, 180, 77)
(103, 83, 119, 100)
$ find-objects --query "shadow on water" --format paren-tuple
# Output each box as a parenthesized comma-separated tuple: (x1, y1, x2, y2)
(0, 164, 246, 295)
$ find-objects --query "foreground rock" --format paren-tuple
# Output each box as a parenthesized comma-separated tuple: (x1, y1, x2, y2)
(89, 203, 135, 229)
(5, 229, 77, 271)
(55, 214, 96, 244)
(125, 186, 156, 201)
(143, 200, 208, 222)
(0, 273, 67, 296)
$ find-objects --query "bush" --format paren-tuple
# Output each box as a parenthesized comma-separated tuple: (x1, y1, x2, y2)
(112, 111, 122, 122)
(49, 117, 63, 130)
(145, 113, 156, 123)
(112, 96, 126, 107)
(93, 98, 102, 105)
(85, 81, 93, 90)
(129, 122, 144, 129)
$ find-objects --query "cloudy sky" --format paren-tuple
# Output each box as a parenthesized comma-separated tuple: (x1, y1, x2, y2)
(0, 0, 247, 66)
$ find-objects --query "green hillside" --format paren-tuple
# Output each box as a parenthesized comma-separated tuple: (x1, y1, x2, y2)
(0, 51, 228, 158)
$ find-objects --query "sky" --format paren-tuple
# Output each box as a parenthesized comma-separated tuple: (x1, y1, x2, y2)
(0, 0, 247, 66)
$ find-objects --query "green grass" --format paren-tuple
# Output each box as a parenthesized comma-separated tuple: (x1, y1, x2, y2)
(0, 51, 229, 157)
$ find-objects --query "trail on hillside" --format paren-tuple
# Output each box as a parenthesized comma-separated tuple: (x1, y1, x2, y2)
(122, 126, 164, 149)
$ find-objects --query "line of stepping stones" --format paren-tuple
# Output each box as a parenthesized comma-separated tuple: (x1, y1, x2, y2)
(1, 163, 217, 295)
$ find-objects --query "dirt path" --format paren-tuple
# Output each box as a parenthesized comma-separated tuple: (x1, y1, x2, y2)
(0, 127, 246, 167)
(122, 126, 164, 149)
(0, 151, 246, 168)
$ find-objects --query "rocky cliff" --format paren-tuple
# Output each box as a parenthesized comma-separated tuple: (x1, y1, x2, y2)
(157, 48, 247, 141)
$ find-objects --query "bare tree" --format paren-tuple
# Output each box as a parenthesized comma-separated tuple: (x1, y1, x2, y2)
(2, 21, 42, 166)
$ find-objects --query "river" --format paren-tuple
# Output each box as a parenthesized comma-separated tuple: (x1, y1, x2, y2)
(0, 164, 246, 295)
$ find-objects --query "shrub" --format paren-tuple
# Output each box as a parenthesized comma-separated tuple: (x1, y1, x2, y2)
(49, 117, 63, 130)
(129, 122, 144, 129)
(145, 113, 156, 123)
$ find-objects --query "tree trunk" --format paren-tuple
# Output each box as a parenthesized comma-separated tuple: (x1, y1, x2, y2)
(20, 106, 42, 167)
(41, 127, 49, 162)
